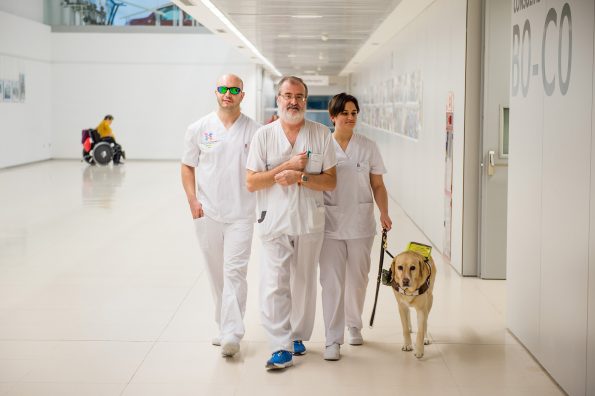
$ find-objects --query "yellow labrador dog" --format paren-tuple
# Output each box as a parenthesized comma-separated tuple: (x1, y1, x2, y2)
(390, 250, 436, 358)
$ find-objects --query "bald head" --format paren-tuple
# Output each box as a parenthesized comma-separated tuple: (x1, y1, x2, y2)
(217, 74, 244, 90)
(215, 73, 245, 113)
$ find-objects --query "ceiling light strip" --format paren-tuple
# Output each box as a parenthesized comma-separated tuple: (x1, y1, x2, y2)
(200, 0, 282, 76)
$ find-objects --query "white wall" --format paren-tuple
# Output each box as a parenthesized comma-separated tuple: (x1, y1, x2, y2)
(507, 1, 594, 395)
(0, 11, 51, 168)
(350, 0, 468, 273)
(50, 32, 258, 160)
(0, 0, 43, 23)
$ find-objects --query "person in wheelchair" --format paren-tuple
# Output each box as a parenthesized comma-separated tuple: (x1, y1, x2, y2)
(82, 114, 126, 166)
(96, 115, 125, 164)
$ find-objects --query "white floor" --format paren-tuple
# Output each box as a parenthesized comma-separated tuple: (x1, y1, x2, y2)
(0, 160, 564, 396)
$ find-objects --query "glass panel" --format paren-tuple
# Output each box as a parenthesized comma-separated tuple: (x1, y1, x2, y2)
(45, 0, 201, 28)
(306, 111, 333, 130)
(306, 95, 331, 110)
(501, 106, 509, 157)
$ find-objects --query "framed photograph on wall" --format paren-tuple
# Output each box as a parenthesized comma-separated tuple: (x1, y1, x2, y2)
(19, 73, 26, 102)
(11, 80, 19, 103)
(4, 81, 12, 102)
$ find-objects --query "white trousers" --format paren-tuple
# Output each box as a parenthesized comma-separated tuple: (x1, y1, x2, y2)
(194, 216, 253, 344)
(260, 233, 323, 352)
(319, 236, 375, 346)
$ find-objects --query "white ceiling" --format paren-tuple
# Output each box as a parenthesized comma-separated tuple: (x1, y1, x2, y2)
(173, 0, 409, 77)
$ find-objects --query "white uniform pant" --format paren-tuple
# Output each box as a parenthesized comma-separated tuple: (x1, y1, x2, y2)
(319, 236, 374, 346)
(194, 215, 253, 344)
(260, 233, 323, 352)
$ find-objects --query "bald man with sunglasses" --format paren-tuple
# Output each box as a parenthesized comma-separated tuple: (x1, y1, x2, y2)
(181, 74, 261, 358)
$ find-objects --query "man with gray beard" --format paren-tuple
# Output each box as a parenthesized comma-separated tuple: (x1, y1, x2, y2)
(246, 76, 337, 370)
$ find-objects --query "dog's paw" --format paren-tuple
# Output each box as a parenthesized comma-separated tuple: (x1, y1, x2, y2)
(424, 338, 431, 345)
(414, 350, 424, 359)
(401, 344, 413, 352)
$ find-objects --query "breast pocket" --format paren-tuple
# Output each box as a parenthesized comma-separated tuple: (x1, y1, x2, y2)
(356, 160, 370, 173)
(306, 153, 323, 174)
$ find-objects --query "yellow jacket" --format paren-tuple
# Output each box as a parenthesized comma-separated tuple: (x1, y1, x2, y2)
(96, 120, 114, 139)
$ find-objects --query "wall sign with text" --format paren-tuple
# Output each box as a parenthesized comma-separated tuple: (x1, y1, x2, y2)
(511, 1, 572, 97)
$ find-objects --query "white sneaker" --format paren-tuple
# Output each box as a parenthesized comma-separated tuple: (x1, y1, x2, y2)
(221, 341, 240, 357)
(212, 337, 221, 346)
(324, 343, 341, 361)
(347, 327, 363, 345)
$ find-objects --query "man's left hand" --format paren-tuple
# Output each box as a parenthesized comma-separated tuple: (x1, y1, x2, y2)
(274, 170, 300, 186)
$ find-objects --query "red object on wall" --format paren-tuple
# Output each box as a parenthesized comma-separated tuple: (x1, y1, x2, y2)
(446, 112, 453, 132)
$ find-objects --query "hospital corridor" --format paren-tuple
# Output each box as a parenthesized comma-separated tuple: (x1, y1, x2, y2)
(1, 0, 594, 395)
(0, 160, 562, 395)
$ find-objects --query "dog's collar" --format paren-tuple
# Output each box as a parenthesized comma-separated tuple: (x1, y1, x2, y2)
(392, 259, 432, 297)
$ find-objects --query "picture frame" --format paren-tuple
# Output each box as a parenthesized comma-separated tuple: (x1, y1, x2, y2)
(19, 73, 25, 102)
(4, 81, 12, 102)
(11, 80, 20, 103)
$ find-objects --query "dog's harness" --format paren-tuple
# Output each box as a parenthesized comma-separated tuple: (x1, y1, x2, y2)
(390, 258, 432, 297)
(369, 232, 433, 327)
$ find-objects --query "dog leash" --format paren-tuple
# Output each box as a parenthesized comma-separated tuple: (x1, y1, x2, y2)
(369, 229, 393, 327)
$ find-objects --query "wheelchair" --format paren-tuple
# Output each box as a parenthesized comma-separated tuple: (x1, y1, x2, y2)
(81, 128, 125, 166)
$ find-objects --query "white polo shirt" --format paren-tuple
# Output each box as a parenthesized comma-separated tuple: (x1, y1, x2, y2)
(246, 119, 337, 241)
(323, 133, 386, 240)
(182, 112, 261, 223)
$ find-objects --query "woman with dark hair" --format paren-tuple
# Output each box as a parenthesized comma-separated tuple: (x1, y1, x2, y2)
(319, 93, 392, 361)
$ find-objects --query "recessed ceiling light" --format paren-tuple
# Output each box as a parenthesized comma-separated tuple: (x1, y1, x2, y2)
(291, 15, 322, 19)
(320, 34, 329, 42)
(200, 0, 281, 76)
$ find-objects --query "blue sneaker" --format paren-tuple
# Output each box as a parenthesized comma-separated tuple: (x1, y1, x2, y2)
(265, 350, 293, 370)
(293, 340, 306, 355)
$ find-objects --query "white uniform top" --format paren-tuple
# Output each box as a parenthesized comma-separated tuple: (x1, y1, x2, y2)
(182, 112, 261, 223)
(323, 133, 386, 240)
(246, 119, 337, 241)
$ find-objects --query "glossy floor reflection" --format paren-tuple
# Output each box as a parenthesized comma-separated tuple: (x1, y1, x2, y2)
(0, 160, 564, 396)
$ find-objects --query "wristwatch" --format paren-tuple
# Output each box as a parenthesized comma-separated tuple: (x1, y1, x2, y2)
(300, 173, 309, 183)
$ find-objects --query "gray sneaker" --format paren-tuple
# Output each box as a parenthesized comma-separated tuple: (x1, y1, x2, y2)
(347, 327, 363, 345)
(221, 341, 240, 357)
(324, 343, 341, 361)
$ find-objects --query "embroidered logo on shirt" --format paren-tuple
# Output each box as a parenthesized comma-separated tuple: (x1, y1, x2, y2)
(200, 131, 220, 149)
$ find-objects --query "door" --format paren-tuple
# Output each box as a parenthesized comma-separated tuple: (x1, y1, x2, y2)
(479, 0, 510, 279)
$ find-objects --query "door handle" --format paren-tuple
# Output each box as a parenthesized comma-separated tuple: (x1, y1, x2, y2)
(488, 150, 495, 176)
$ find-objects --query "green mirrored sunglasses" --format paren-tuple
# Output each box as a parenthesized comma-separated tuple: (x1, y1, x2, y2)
(217, 86, 242, 95)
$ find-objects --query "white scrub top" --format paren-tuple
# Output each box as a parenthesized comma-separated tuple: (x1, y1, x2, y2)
(246, 119, 337, 241)
(323, 133, 386, 240)
(182, 112, 261, 223)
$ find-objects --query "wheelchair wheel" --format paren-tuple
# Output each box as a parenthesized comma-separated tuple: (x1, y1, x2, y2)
(92, 142, 113, 166)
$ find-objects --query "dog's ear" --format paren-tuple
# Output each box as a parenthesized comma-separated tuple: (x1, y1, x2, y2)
(419, 255, 430, 280)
